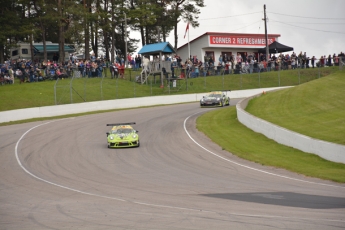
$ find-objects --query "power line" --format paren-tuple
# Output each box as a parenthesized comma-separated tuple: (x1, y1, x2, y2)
(272, 21, 345, 34)
(228, 20, 262, 32)
(199, 11, 261, 21)
(268, 12, 345, 20)
(271, 20, 345, 25)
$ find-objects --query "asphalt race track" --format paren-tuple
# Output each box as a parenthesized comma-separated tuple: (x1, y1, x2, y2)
(0, 102, 344, 230)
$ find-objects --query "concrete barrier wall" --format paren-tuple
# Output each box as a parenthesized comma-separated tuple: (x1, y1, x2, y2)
(236, 93, 345, 164)
(0, 87, 285, 123)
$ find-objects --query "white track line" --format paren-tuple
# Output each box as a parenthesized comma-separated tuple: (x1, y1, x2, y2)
(183, 111, 345, 189)
(14, 118, 344, 223)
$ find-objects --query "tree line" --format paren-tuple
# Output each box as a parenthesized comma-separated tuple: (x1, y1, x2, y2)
(0, 0, 204, 63)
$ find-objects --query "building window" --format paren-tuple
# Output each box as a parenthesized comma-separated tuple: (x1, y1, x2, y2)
(205, 51, 214, 58)
(22, 49, 29, 54)
(204, 51, 215, 64)
(12, 50, 18, 56)
(237, 52, 248, 62)
(221, 52, 232, 62)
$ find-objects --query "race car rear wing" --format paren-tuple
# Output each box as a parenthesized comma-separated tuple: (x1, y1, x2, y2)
(107, 122, 136, 126)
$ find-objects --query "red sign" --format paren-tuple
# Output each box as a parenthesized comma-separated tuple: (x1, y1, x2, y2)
(209, 35, 275, 46)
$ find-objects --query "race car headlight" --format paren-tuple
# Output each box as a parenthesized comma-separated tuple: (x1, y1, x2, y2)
(200, 98, 204, 102)
(217, 98, 220, 100)
(132, 134, 137, 139)
(109, 136, 114, 140)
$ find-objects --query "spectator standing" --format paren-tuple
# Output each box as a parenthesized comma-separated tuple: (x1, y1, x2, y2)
(135, 55, 140, 71)
(302, 52, 307, 68)
(320, 56, 325, 67)
(327, 55, 332, 66)
(16, 69, 24, 83)
(223, 53, 228, 63)
(297, 52, 302, 68)
(249, 56, 254, 73)
(218, 55, 223, 65)
(203, 54, 209, 66)
(8, 67, 14, 84)
(333, 53, 337, 66)
(90, 53, 96, 62)
(311, 56, 316, 68)
(138, 55, 142, 69)
(29, 67, 36, 82)
(208, 55, 214, 67)
(334, 55, 339, 66)
(52, 53, 59, 63)
(291, 52, 296, 61)
(130, 58, 135, 71)
(267, 58, 271, 72)
(338, 52, 344, 63)
(236, 53, 242, 67)
(306, 57, 310, 68)
(85, 61, 91, 77)
(79, 61, 85, 77)
(111, 62, 119, 79)
(243, 52, 248, 63)
(230, 54, 235, 72)
(127, 54, 132, 67)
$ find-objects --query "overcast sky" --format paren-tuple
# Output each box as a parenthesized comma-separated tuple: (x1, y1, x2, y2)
(132, 0, 345, 59)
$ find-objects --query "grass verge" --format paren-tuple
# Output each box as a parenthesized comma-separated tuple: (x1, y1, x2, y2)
(196, 107, 345, 183)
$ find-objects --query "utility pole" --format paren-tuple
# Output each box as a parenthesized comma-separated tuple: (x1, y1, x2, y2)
(263, 4, 269, 61)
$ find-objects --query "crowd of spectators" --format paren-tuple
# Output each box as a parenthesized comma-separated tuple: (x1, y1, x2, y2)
(0, 53, 112, 85)
(0, 51, 344, 85)
(173, 51, 345, 78)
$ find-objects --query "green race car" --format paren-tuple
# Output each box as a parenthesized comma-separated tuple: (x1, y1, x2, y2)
(106, 122, 140, 148)
(200, 91, 230, 107)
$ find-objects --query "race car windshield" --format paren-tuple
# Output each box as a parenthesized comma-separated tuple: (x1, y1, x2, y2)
(208, 94, 221, 98)
(112, 128, 133, 134)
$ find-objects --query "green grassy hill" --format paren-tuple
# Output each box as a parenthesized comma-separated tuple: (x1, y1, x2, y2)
(246, 71, 345, 145)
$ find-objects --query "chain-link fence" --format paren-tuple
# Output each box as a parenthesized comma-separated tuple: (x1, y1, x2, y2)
(54, 58, 345, 105)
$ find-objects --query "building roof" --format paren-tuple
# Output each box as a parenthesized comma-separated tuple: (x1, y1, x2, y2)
(138, 42, 175, 55)
(177, 32, 281, 50)
(33, 44, 75, 53)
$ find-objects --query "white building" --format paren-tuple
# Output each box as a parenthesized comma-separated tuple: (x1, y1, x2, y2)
(177, 32, 281, 64)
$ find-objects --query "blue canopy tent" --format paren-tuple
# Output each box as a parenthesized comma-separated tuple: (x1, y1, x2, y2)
(138, 42, 175, 86)
(138, 42, 175, 56)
